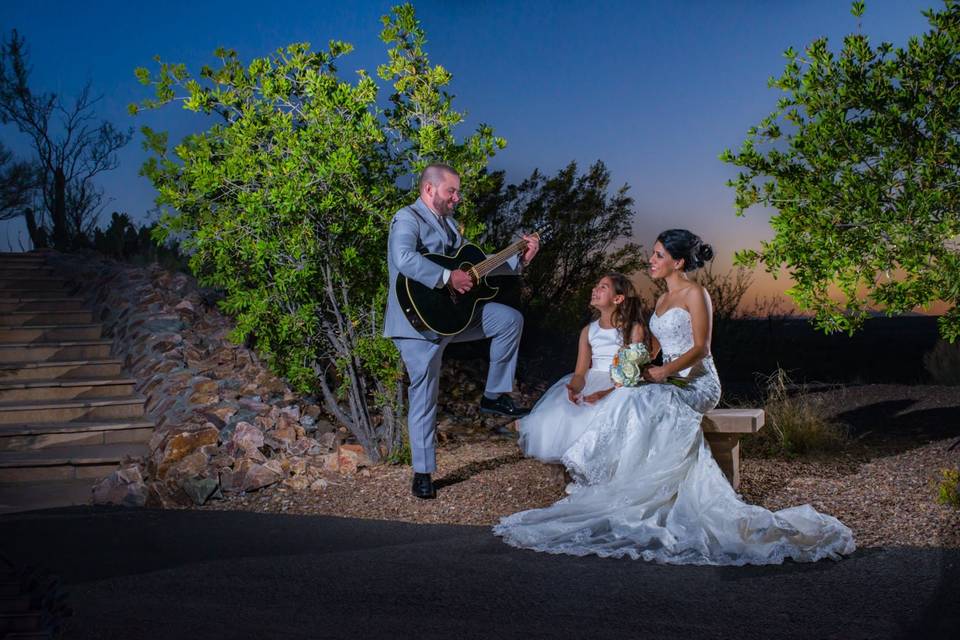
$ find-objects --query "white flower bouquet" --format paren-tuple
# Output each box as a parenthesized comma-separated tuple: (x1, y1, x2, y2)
(610, 342, 688, 388)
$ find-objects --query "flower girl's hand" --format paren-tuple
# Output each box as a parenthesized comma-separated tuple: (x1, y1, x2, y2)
(583, 387, 614, 404)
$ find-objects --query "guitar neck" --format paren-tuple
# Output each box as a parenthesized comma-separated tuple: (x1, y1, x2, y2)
(473, 237, 530, 278)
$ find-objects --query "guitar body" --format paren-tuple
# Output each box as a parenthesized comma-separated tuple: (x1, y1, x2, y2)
(396, 243, 505, 337)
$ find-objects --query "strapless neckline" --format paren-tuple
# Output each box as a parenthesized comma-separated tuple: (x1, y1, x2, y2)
(652, 306, 689, 319)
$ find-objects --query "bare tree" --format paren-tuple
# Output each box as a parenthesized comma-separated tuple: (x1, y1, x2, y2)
(0, 140, 35, 222)
(0, 30, 131, 249)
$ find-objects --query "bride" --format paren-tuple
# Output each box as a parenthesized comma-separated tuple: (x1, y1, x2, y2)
(494, 229, 856, 565)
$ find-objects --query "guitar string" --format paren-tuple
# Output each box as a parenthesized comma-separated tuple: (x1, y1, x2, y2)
(472, 237, 531, 278)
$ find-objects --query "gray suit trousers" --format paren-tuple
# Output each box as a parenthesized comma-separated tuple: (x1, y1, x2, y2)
(394, 302, 523, 473)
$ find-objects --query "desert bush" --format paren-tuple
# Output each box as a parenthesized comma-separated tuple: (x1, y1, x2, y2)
(923, 340, 960, 385)
(742, 368, 849, 457)
(935, 468, 960, 509)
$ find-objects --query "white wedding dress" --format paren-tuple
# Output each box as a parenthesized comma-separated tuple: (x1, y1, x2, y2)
(494, 307, 856, 565)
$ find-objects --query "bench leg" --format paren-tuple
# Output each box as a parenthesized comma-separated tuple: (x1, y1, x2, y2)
(703, 433, 740, 491)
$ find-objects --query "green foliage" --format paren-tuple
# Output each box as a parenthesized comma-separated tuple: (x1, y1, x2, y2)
(133, 5, 503, 462)
(721, 1, 960, 341)
(743, 368, 850, 457)
(476, 161, 645, 335)
(935, 467, 960, 508)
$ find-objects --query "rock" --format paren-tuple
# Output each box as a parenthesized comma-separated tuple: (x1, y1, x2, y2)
(188, 376, 219, 406)
(280, 405, 301, 421)
(288, 457, 307, 476)
(239, 397, 271, 413)
(242, 460, 283, 491)
(287, 437, 322, 456)
(152, 425, 220, 479)
(171, 450, 208, 479)
(178, 476, 222, 505)
(320, 452, 340, 473)
(282, 476, 310, 491)
(230, 421, 264, 453)
(273, 423, 298, 445)
(310, 478, 329, 491)
(318, 432, 337, 450)
(92, 465, 147, 507)
(174, 299, 195, 313)
(202, 404, 238, 429)
(146, 480, 194, 508)
(313, 418, 336, 434)
(219, 409, 257, 443)
(337, 443, 370, 475)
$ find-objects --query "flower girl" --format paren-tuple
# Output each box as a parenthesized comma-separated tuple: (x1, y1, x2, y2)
(516, 272, 651, 462)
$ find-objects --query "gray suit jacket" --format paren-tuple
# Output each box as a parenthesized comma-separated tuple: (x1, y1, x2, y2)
(384, 197, 521, 339)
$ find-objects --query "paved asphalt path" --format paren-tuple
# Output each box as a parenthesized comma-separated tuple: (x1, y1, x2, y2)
(0, 506, 957, 639)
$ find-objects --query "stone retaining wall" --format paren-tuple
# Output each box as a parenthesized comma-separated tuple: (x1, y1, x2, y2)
(45, 251, 367, 508)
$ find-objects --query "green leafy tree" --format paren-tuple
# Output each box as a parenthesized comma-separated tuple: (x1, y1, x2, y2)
(133, 4, 503, 461)
(477, 161, 645, 335)
(721, 1, 960, 340)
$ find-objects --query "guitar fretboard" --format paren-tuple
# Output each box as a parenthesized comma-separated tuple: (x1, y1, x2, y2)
(472, 232, 539, 278)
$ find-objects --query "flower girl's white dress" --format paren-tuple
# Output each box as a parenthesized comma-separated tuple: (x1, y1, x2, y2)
(496, 307, 856, 565)
(518, 320, 621, 462)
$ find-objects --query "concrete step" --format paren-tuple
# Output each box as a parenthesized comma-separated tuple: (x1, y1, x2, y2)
(0, 311, 93, 326)
(0, 324, 102, 343)
(0, 396, 146, 426)
(0, 594, 30, 612)
(0, 378, 137, 402)
(0, 478, 95, 515)
(0, 298, 86, 313)
(0, 611, 42, 633)
(0, 254, 46, 265)
(0, 266, 53, 278)
(0, 442, 147, 482)
(0, 418, 154, 450)
(0, 277, 68, 290)
(0, 359, 124, 383)
(0, 287, 73, 299)
(0, 340, 112, 364)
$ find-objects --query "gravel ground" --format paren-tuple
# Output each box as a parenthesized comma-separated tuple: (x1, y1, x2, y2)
(201, 384, 960, 548)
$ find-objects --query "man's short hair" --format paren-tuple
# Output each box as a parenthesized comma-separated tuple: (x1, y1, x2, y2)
(419, 164, 459, 191)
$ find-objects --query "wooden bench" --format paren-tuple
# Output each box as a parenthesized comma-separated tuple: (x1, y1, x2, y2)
(701, 408, 765, 491)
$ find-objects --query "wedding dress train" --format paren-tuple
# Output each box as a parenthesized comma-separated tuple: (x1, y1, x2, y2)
(494, 307, 856, 565)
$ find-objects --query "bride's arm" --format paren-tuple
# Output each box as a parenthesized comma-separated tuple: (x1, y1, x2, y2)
(644, 286, 712, 382)
(566, 325, 592, 403)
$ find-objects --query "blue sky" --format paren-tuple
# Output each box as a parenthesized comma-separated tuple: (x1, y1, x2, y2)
(0, 0, 936, 301)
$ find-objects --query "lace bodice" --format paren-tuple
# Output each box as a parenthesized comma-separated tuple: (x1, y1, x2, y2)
(588, 320, 621, 371)
(649, 307, 695, 361)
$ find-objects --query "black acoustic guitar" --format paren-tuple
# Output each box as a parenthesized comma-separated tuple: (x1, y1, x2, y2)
(396, 233, 537, 337)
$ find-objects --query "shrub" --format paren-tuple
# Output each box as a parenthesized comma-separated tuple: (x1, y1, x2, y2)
(935, 468, 960, 509)
(742, 368, 849, 457)
(923, 340, 960, 386)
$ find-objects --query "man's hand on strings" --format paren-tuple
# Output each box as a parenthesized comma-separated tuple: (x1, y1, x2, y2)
(521, 234, 540, 265)
(449, 269, 474, 294)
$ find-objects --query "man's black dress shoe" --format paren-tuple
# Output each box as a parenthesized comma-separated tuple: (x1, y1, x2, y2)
(412, 472, 436, 499)
(479, 394, 531, 418)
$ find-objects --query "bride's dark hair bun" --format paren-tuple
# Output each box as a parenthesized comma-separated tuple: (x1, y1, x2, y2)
(656, 229, 713, 272)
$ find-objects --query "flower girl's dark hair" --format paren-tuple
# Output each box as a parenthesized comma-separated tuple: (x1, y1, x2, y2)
(601, 272, 647, 347)
(656, 229, 714, 272)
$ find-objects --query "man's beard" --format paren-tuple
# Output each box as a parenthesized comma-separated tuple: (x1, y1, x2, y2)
(431, 194, 455, 216)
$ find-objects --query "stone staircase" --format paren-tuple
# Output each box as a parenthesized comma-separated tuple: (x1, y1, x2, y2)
(0, 252, 153, 514)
